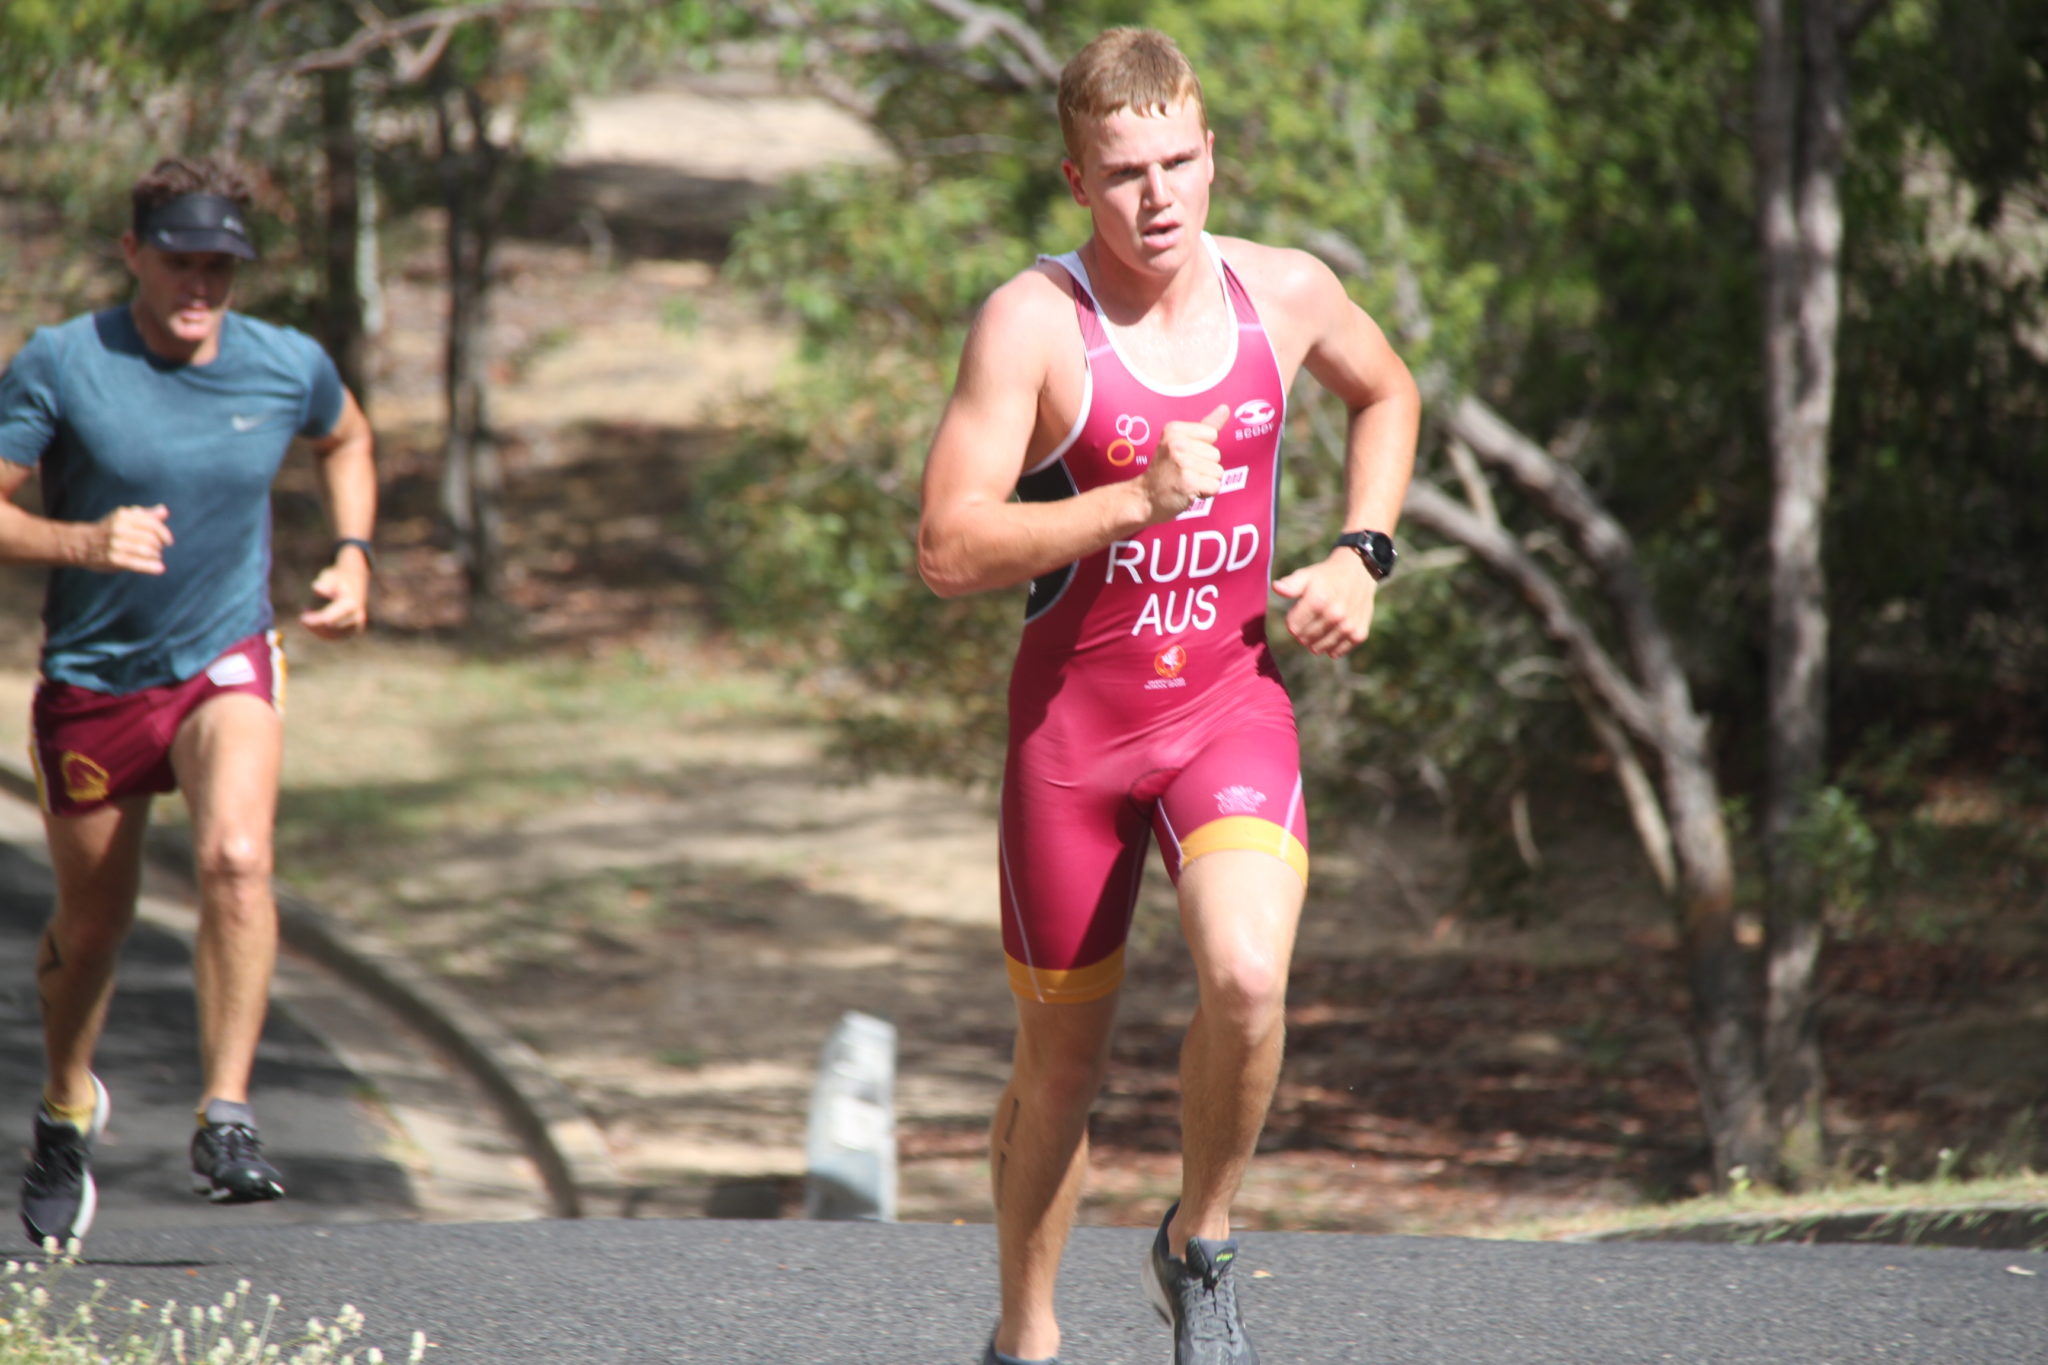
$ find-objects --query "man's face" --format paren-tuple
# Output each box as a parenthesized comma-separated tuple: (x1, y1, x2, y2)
(1063, 99, 1215, 275)
(122, 235, 237, 353)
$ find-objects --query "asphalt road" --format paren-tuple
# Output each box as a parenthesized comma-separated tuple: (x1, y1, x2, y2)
(4, 812, 2044, 1363)
(31, 1218, 2048, 1364)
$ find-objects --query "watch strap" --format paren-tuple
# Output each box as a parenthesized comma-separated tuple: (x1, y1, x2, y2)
(331, 537, 376, 573)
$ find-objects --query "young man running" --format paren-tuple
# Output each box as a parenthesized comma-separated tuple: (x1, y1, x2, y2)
(1, 156, 377, 1247)
(918, 28, 1419, 1365)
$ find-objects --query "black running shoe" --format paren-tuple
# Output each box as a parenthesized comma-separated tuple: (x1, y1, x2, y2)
(981, 1334, 1058, 1365)
(1142, 1201, 1260, 1365)
(189, 1099, 285, 1204)
(20, 1074, 109, 1249)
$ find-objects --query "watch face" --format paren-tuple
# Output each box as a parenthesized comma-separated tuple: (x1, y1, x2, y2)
(1338, 532, 1395, 578)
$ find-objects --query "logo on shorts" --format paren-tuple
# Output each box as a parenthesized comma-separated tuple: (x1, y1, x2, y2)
(60, 752, 110, 804)
(206, 652, 259, 689)
(1215, 785, 1267, 816)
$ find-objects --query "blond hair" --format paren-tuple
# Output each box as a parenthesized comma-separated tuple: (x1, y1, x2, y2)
(1057, 28, 1207, 162)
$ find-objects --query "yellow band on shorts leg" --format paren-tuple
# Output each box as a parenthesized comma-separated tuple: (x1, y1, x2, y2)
(1006, 946, 1125, 1004)
(1179, 815, 1309, 883)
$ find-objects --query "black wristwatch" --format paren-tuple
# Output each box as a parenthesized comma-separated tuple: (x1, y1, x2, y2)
(1334, 530, 1397, 581)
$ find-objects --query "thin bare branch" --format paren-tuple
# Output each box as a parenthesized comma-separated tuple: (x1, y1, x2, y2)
(1401, 482, 1661, 747)
(1576, 680, 1679, 895)
(1444, 436, 1500, 529)
(270, 0, 608, 82)
(915, 0, 1064, 85)
(1441, 393, 1698, 744)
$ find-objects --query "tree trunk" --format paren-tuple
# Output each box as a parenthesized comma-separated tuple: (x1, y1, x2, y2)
(1403, 464, 1773, 1188)
(1756, 0, 1853, 1187)
(319, 66, 370, 405)
(436, 82, 508, 614)
(1661, 729, 1774, 1186)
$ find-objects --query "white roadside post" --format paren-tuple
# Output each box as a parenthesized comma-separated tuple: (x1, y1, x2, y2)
(803, 1011, 898, 1221)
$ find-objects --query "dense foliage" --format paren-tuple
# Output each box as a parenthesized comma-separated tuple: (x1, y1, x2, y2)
(706, 0, 2048, 907)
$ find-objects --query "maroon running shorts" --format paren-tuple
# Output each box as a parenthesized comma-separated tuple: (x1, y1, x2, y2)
(28, 631, 284, 817)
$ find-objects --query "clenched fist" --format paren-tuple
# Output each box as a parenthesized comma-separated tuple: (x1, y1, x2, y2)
(84, 504, 173, 575)
(1136, 403, 1232, 523)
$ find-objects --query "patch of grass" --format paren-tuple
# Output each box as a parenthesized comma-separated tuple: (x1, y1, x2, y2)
(1484, 1171, 2048, 1244)
(265, 636, 814, 907)
(0, 1248, 429, 1364)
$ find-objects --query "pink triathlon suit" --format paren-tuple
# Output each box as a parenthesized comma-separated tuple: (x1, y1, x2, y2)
(1000, 235, 1308, 1005)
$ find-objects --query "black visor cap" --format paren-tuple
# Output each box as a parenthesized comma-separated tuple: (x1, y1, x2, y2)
(134, 193, 257, 261)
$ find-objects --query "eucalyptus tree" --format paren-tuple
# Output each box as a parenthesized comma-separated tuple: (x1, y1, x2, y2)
(712, 0, 2048, 1189)
(4, 1, 731, 617)
(217, 1, 728, 614)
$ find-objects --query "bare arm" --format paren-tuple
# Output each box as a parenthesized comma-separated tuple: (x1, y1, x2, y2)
(917, 272, 1229, 598)
(1264, 250, 1421, 657)
(0, 460, 175, 573)
(299, 387, 377, 638)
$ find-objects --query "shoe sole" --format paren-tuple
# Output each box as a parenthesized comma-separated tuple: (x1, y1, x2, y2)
(1141, 1246, 1180, 1365)
(1142, 1247, 1174, 1324)
(189, 1173, 285, 1204)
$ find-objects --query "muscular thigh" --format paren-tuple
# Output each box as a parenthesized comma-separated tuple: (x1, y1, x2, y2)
(171, 691, 283, 849)
(998, 723, 1155, 1005)
(998, 686, 1308, 1004)
(1152, 703, 1308, 887)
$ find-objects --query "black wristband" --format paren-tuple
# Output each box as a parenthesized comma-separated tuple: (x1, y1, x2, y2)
(332, 537, 376, 573)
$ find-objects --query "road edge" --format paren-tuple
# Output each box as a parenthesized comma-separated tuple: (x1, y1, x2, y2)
(1575, 1200, 2048, 1251)
(0, 755, 622, 1220)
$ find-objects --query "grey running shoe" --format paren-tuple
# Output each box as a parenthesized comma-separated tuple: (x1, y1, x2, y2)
(20, 1074, 110, 1249)
(1142, 1201, 1260, 1365)
(981, 1336, 1058, 1365)
(189, 1099, 285, 1204)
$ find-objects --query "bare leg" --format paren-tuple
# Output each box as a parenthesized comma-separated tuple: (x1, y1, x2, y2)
(169, 693, 283, 1108)
(991, 992, 1119, 1362)
(38, 798, 153, 1112)
(1169, 849, 1303, 1249)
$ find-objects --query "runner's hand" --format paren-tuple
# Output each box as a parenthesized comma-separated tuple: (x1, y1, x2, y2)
(1273, 550, 1378, 658)
(1138, 403, 1231, 522)
(300, 558, 370, 639)
(84, 504, 173, 574)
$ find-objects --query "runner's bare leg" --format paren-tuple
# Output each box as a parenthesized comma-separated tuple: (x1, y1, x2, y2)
(36, 797, 152, 1113)
(169, 692, 283, 1108)
(1171, 848, 1303, 1248)
(992, 992, 1119, 1362)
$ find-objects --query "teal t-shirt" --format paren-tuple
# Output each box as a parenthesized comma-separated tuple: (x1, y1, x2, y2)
(0, 307, 345, 693)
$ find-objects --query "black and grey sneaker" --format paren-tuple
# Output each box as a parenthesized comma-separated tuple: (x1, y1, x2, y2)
(189, 1099, 285, 1204)
(981, 1335, 1058, 1365)
(19, 1074, 110, 1248)
(1142, 1201, 1259, 1365)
